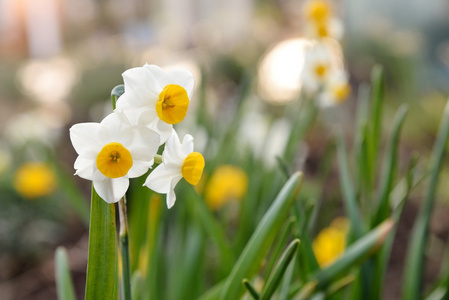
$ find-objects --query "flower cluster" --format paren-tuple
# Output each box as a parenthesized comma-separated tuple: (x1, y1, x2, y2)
(70, 64, 205, 208)
(301, 0, 351, 107)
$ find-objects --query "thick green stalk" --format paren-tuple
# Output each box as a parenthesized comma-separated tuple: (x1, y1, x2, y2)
(85, 187, 118, 300)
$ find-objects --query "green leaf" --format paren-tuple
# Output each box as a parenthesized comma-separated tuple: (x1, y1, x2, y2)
(369, 65, 384, 171)
(263, 217, 295, 282)
(85, 187, 118, 300)
(403, 100, 449, 300)
(372, 104, 408, 226)
(260, 239, 300, 300)
(336, 130, 364, 240)
(309, 219, 394, 289)
(243, 279, 260, 299)
(55, 247, 76, 300)
(219, 172, 304, 300)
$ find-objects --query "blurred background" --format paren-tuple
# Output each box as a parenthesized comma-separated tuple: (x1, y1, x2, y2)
(1, 0, 449, 299)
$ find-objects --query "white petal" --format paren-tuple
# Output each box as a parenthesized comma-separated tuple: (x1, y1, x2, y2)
(139, 109, 172, 145)
(127, 125, 160, 161)
(116, 105, 141, 126)
(163, 130, 185, 164)
(144, 164, 181, 193)
(70, 123, 102, 158)
(166, 179, 179, 209)
(144, 64, 172, 89)
(93, 171, 129, 203)
(182, 134, 194, 155)
(122, 66, 161, 106)
(74, 156, 95, 180)
(128, 160, 152, 178)
(167, 69, 195, 98)
(99, 112, 132, 145)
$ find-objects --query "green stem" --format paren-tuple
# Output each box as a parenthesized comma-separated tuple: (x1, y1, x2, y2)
(119, 197, 132, 300)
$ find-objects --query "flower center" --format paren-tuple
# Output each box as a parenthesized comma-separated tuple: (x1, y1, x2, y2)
(333, 83, 351, 103)
(306, 0, 331, 23)
(156, 84, 189, 124)
(316, 22, 329, 38)
(314, 64, 328, 78)
(182, 152, 205, 185)
(96, 142, 133, 178)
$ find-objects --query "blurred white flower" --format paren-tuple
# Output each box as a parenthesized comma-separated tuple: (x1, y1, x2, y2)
(304, 17, 344, 40)
(301, 43, 337, 94)
(318, 70, 351, 107)
(116, 64, 195, 144)
(144, 130, 204, 209)
(70, 112, 160, 203)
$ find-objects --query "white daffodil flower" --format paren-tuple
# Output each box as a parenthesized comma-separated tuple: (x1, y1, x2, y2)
(318, 70, 351, 107)
(144, 130, 205, 209)
(116, 64, 195, 145)
(70, 112, 160, 203)
(305, 17, 344, 41)
(301, 42, 341, 95)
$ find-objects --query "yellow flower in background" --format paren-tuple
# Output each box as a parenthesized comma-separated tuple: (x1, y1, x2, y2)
(13, 162, 57, 199)
(304, 0, 332, 23)
(313, 217, 349, 267)
(205, 165, 248, 211)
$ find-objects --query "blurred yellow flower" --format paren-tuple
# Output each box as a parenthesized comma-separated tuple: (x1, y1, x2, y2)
(13, 162, 57, 199)
(313, 217, 349, 267)
(304, 0, 332, 23)
(205, 165, 248, 211)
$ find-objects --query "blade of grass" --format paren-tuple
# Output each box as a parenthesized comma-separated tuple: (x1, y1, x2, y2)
(260, 239, 300, 300)
(263, 218, 295, 282)
(371, 154, 419, 300)
(372, 104, 409, 226)
(369, 65, 385, 174)
(85, 187, 118, 300)
(219, 172, 304, 300)
(403, 99, 449, 300)
(336, 129, 364, 241)
(55, 247, 76, 300)
(243, 279, 260, 299)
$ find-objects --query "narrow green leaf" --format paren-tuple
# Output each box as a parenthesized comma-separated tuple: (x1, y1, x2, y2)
(219, 172, 304, 300)
(243, 279, 260, 299)
(371, 154, 419, 299)
(279, 257, 296, 300)
(326, 274, 355, 296)
(310, 219, 394, 289)
(403, 99, 449, 300)
(369, 65, 384, 171)
(55, 247, 76, 300)
(260, 239, 300, 300)
(336, 130, 364, 240)
(85, 187, 118, 300)
(372, 104, 408, 226)
(263, 217, 295, 282)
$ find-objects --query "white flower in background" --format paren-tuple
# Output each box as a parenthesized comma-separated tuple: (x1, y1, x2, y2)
(305, 18, 344, 40)
(116, 64, 195, 144)
(70, 112, 160, 203)
(301, 43, 337, 94)
(318, 70, 351, 107)
(144, 130, 205, 209)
